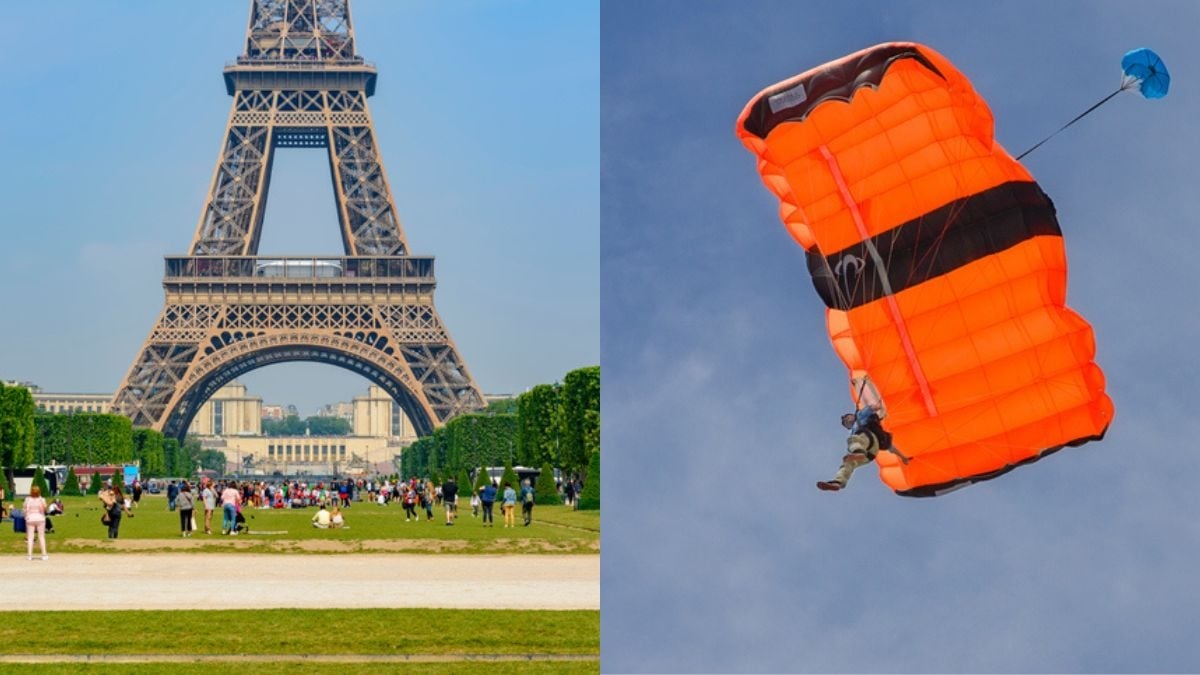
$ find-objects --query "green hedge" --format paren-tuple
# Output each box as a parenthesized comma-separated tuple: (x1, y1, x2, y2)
(577, 451, 599, 511)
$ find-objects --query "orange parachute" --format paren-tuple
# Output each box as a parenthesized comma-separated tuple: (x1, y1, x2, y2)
(736, 42, 1113, 497)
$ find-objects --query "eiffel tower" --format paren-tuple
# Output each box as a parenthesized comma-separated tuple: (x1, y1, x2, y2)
(112, 0, 484, 440)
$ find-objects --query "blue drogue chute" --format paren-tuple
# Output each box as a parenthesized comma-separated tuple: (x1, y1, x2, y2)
(1017, 47, 1169, 160)
(1121, 47, 1170, 99)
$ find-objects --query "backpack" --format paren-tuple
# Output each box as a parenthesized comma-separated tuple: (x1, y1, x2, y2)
(524, 489, 534, 504)
(864, 416, 893, 450)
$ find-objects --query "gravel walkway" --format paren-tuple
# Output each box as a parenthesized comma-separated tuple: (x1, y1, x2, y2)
(0, 553, 599, 611)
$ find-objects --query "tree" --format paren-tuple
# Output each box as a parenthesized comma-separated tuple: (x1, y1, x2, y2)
(198, 449, 226, 474)
(0, 383, 36, 494)
(31, 466, 49, 497)
(561, 366, 600, 475)
(535, 462, 561, 505)
(517, 384, 560, 468)
(473, 466, 492, 492)
(132, 428, 166, 477)
(162, 438, 180, 476)
(485, 396, 518, 415)
(87, 471, 106, 494)
(305, 416, 351, 436)
(577, 451, 599, 510)
(62, 466, 83, 497)
(500, 461, 519, 491)
(263, 415, 306, 436)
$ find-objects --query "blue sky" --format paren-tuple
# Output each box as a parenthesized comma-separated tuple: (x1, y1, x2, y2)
(0, 1, 598, 415)
(602, 1, 1200, 672)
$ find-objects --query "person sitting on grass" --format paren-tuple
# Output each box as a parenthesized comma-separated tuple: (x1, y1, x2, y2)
(312, 504, 331, 529)
(330, 506, 345, 529)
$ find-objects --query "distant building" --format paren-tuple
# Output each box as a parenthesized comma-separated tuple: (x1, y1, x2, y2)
(261, 405, 285, 420)
(3, 380, 112, 414)
(189, 381, 262, 436)
(317, 401, 355, 420)
(35, 392, 113, 414)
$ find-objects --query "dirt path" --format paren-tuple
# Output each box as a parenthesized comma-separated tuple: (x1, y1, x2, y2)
(0, 553, 599, 610)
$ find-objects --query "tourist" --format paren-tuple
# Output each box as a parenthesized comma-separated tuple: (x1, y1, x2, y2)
(46, 498, 64, 533)
(201, 480, 217, 534)
(167, 480, 179, 511)
(176, 482, 195, 538)
(330, 506, 345, 529)
(220, 482, 241, 535)
(442, 476, 458, 526)
(480, 482, 497, 527)
(99, 481, 132, 539)
(423, 479, 435, 520)
(22, 485, 48, 561)
(131, 479, 143, 510)
(501, 481, 517, 528)
(403, 486, 418, 522)
(520, 479, 536, 527)
(311, 504, 331, 529)
(564, 479, 576, 508)
(470, 488, 480, 518)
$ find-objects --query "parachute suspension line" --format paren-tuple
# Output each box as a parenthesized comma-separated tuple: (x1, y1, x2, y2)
(1015, 86, 1126, 160)
(819, 145, 938, 417)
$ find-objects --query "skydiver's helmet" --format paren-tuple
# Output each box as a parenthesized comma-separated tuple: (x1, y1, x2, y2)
(841, 413, 856, 430)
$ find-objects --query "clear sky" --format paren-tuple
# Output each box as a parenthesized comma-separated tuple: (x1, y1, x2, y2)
(0, 1, 598, 415)
(602, 1, 1200, 672)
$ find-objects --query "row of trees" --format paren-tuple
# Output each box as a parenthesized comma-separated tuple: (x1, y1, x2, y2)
(402, 366, 600, 508)
(0, 382, 36, 493)
(1, 380, 229, 493)
(262, 415, 352, 437)
(131, 429, 225, 477)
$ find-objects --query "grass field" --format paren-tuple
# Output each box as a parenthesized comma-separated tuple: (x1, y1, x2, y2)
(0, 497, 600, 670)
(1, 495, 599, 554)
(0, 608, 599, 673)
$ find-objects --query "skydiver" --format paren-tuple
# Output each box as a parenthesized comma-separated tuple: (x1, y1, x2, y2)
(816, 406, 909, 492)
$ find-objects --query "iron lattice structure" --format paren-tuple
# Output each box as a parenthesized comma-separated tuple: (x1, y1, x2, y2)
(112, 0, 485, 439)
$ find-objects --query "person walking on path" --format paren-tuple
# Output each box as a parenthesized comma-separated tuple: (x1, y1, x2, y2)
(22, 485, 48, 561)
(501, 482, 517, 528)
(201, 480, 217, 534)
(480, 483, 497, 527)
(176, 482, 196, 538)
(520, 479, 536, 527)
(220, 483, 241, 535)
(441, 477, 458, 526)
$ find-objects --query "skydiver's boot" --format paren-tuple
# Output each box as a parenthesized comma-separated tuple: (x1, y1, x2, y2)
(817, 452, 867, 493)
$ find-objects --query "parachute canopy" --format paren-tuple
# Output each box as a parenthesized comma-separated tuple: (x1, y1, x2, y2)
(736, 42, 1113, 497)
(1121, 47, 1169, 99)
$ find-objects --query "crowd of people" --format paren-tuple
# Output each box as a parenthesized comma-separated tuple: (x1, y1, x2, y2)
(9, 471, 588, 557)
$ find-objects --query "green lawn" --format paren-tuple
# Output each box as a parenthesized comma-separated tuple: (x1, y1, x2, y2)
(1, 495, 599, 554)
(7, 663, 598, 674)
(0, 609, 598, 655)
(0, 608, 599, 672)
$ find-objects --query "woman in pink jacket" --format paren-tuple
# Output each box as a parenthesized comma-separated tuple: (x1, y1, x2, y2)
(23, 485, 48, 561)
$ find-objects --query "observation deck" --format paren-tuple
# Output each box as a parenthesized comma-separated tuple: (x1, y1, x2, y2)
(162, 256, 436, 303)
